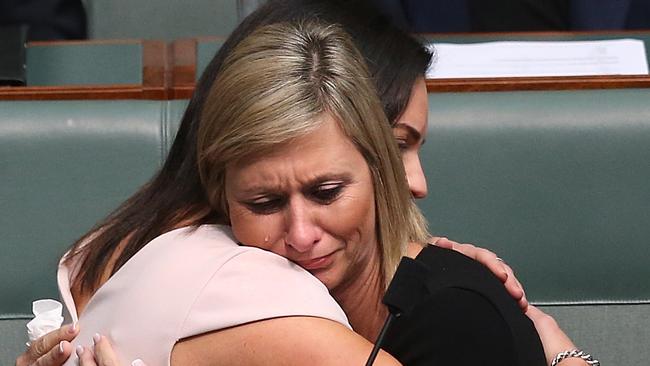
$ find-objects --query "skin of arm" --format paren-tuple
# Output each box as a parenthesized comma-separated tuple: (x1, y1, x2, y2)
(82, 310, 588, 366)
(170, 316, 400, 366)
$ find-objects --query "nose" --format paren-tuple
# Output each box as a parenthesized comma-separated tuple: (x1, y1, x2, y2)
(405, 155, 428, 199)
(284, 198, 321, 253)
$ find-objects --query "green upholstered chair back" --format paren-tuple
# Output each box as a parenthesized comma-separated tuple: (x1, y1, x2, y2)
(421, 89, 650, 304)
(419, 88, 650, 365)
(26, 43, 143, 86)
(0, 100, 186, 363)
(86, 0, 238, 40)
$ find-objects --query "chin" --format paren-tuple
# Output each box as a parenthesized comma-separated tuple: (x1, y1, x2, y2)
(309, 268, 341, 292)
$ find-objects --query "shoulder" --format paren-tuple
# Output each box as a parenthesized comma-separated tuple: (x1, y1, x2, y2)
(384, 287, 517, 365)
(384, 245, 546, 366)
(177, 226, 350, 337)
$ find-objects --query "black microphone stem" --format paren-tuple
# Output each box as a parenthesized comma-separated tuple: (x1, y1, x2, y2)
(364, 312, 398, 366)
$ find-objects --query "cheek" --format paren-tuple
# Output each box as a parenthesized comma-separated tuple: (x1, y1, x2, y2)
(324, 187, 376, 243)
(229, 206, 282, 251)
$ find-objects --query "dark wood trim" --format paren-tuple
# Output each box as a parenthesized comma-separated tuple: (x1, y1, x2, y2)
(170, 39, 197, 99)
(0, 84, 170, 100)
(426, 75, 650, 93)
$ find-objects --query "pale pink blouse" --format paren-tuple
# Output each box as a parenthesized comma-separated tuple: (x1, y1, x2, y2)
(58, 225, 350, 366)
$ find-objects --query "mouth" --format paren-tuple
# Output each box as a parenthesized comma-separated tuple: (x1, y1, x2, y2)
(295, 252, 336, 271)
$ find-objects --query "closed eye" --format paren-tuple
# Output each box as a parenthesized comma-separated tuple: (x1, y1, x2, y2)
(395, 138, 409, 153)
(243, 195, 286, 215)
(309, 182, 344, 204)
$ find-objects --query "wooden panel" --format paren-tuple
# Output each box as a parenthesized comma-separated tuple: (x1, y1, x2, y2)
(426, 75, 650, 92)
(170, 39, 197, 99)
(4, 32, 650, 99)
(0, 40, 168, 100)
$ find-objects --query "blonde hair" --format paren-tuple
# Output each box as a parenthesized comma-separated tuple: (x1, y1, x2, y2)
(197, 20, 428, 286)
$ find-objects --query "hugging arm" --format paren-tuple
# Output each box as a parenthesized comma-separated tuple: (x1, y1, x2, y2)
(171, 316, 400, 366)
(19, 317, 400, 366)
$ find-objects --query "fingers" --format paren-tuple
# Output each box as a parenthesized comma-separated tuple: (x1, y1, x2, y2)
(77, 345, 97, 366)
(526, 305, 576, 364)
(71, 334, 142, 366)
(437, 238, 509, 282)
(433, 237, 529, 311)
(429, 236, 447, 247)
(501, 262, 528, 312)
(29, 341, 74, 366)
(480, 254, 528, 311)
(18, 324, 79, 366)
(471, 246, 509, 281)
(92, 334, 119, 366)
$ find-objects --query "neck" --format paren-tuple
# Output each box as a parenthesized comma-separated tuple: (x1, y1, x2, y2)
(331, 250, 388, 342)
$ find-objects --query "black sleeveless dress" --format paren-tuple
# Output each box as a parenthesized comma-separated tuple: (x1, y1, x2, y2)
(380, 245, 547, 366)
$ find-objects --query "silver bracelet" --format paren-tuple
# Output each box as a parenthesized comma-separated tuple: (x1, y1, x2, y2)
(551, 349, 600, 366)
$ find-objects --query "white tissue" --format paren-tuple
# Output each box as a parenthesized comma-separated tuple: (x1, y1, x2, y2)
(26, 299, 64, 342)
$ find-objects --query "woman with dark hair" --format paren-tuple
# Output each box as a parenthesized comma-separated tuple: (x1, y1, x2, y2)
(16, 1, 593, 366)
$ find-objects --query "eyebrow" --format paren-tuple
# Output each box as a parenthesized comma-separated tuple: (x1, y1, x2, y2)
(394, 122, 426, 145)
(237, 172, 353, 195)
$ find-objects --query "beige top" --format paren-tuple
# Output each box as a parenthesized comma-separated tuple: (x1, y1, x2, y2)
(58, 225, 350, 366)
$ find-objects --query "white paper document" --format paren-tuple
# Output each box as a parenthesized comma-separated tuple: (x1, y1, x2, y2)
(427, 39, 649, 78)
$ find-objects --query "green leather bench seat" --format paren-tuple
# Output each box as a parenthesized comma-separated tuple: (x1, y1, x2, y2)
(0, 99, 186, 363)
(1, 101, 166, 314)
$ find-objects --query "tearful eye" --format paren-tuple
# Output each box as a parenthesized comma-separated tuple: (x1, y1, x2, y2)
(310, 183, 344, 204)
(244, 196, 286, 215)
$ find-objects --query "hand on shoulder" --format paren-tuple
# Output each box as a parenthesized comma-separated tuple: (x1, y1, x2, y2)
(430, 237, 528, 311)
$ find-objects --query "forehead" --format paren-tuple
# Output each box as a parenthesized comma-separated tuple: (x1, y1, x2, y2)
(226, 114, 368, 185)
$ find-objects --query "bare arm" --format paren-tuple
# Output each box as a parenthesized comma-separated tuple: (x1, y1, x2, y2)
(72, 310, 590, 366)
(525, 306, 596, 366)
(172, 316, 400, 366)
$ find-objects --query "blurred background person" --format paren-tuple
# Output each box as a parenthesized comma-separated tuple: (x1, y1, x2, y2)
(0, 0, 87, 41)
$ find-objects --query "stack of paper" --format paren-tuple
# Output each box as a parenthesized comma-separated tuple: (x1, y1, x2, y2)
(427, 39, 649, 78)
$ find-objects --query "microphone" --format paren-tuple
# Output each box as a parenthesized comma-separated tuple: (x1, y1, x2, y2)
(365, 257, 429, 365)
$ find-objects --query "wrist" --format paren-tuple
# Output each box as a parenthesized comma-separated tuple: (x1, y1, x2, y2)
(551, 349, 599, 366)
(557, 359, 589, 366)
